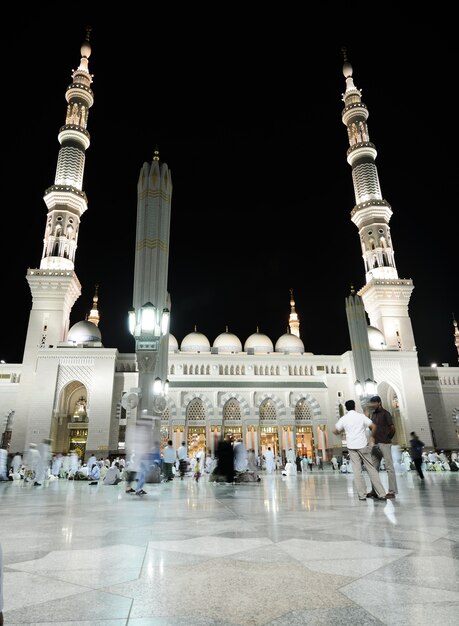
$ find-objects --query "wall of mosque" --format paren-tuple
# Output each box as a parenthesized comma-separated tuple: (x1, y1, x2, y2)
(0, 349, 457, 457)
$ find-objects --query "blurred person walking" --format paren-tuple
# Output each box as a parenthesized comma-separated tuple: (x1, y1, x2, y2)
(409, 432, 425, 480)
(367, 395, 398, 499)
(215, 434, 234, 483)
(11, 451, 22, 479)
(35, 438, 52, 486)
(24, 443, 41, 484)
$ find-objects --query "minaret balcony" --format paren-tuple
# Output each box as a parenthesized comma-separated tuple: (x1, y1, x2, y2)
(346, 142, 377, 165)
(58, 126, 91, 149)
(66, 84, 94, 104)
(351, 200, 392, 226)
(342, 102, 368, 125)
(44, 186, 88, 215)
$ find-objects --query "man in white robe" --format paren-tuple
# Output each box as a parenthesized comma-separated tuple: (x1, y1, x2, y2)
(264, 447, 275, 473)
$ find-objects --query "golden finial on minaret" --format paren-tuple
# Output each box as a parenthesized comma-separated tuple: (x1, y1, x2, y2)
(341, 46, 348, 62)
(85, 26, 92, 42)
(153, 149, 160, 161)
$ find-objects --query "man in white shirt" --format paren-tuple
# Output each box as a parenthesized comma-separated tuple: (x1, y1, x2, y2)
(333, 400, 388, 501)
(264, 447, 275, 473)
(177, 441, 188, 479)
(162, 440, 176, 482)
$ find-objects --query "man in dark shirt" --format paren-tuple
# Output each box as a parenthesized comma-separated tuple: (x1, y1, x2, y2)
(409, 432, 425, 479)
(367, 395, 398, 499)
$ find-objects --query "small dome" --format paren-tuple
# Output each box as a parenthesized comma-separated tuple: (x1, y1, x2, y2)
(213, 330, 242, 353)
(275, 333, 305, 354)
(368, 326, 386, 350)
(180, 331, 211, 353)
(168, 333, 179, 352)
(244, 331, 274, 353)
(67, 320, 101, 344)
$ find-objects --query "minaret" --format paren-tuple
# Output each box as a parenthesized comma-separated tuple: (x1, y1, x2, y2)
(341, 49, 416, 352)
(10, 30, 95, 453)
(87, 285, 100, 327)
(26, 28, 94, 352)
(288, 288, 300, 338)
(453, 313, 459, 363)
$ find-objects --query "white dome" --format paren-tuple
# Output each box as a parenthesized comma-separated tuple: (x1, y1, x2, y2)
(67, 320, 102, 343)
(275, 333, 305, 354)
(368, 326, 386, 350)
(244, 331, 274, 353)
(213, 330, 242, 353)
(168, 333, 179, 352)
(180, 331, 211, 353)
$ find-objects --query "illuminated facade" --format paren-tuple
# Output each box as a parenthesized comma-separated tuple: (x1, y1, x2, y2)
(1, 36, 458, 461)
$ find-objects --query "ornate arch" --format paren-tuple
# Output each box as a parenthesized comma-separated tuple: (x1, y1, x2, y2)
(290, 393, 322, 418)
(255, 393, 286, 417)
(56, 363, 94, 409)
(183, 392, 214, 417)
(218, 392, 251, 418)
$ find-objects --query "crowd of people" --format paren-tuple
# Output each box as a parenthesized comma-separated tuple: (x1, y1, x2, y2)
(1, 399, 457, 497)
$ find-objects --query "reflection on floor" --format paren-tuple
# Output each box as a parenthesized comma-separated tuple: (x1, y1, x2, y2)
(1, 469, 458, 625)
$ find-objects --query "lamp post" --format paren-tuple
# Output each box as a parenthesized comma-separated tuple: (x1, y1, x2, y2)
(128, 302, 170, 442)
(346, 288, 378, 413)
(354, 378, 377, 412)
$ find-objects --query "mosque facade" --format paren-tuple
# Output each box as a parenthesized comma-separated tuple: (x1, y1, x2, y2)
(1, 35, 458, 462)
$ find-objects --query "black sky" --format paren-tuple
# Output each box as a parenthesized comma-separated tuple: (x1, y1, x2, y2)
(3, 14, 458, 367)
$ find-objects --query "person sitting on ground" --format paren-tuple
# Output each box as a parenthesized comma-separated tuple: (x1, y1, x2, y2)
(103, 462, 122, 485)
(282, 459, 297, 476)
(88, 462, 100, 485)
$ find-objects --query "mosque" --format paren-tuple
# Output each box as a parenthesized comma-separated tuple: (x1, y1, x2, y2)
(0, 33, 458, 463)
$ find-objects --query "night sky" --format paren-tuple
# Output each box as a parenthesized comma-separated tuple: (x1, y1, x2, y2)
(3, 14, 458, 367)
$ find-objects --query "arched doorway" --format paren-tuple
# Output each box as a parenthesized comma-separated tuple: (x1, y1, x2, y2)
(52, 381, 89, 460)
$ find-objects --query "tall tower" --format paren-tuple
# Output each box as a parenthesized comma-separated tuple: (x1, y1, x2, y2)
(10, 30, 94, 452)
(26, 28, 94, 354)
(127, 149, 172, 439)
(341, 49, 416, 352)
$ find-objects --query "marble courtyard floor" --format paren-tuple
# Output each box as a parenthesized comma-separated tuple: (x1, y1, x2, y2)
(0, 469, 458, 625)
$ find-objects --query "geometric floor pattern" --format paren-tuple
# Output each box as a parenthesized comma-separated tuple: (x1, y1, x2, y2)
(1, 468, 458, 625)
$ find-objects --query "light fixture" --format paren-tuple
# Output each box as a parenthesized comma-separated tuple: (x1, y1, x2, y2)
(365, 378, 377, 396)
(153, 377, 162, 396)
(128, 308, 136, 335)
(161, 308, 170, 335)
(140, 303, 156, 333)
